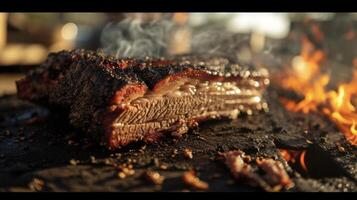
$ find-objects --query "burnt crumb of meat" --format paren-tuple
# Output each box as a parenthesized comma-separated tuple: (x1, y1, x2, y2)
(336, 143, 346, 154)
(182, 170, 209, 190)
(138, 145, 147, 154)
(28, 178, 45, 191)
(219, 150, 294, 192)
(69, 159, 79, 166)
(145, 170, 165, 185)
(90, 156, 97, 164)
(117, 164, 135, 179)
(117, 172, 126, 179)
(159, 164, 168, 170)
(171, 149, 178, 158)
(338, 146, 346, 153)
(306, 139, 313, 144)
(183, 148, 193, 159)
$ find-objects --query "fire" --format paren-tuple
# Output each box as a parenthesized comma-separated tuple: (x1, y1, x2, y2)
(279, 33, 357, 146)
(279, 149, 298, 163)
(279, 149, 307, 173)
(299, 150, 307, 172)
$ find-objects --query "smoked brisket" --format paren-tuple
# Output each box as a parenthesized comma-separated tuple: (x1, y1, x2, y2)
(16, 49, 270, 149)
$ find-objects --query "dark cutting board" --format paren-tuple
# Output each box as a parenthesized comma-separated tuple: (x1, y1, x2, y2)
(0, 87, 356, 192)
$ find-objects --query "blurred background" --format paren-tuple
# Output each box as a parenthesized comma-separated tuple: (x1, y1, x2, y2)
(1, 13, 357, 95)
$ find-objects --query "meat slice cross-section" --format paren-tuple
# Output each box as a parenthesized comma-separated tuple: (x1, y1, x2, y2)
(16, 49, 270, 149)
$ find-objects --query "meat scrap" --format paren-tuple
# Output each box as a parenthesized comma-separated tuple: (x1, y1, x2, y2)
(117, 164, 135, 179)
(256, 158, 294, 190)
(182, 170, 209, 190)
(219, 150, 294, 192)
(183, 148, 193, 159)
(145, 170, 165, 185)
(16, 49, 269, 149)
(28, 178, 45, 191)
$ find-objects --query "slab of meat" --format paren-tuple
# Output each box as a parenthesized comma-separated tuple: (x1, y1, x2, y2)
(16, 49, 270, 149)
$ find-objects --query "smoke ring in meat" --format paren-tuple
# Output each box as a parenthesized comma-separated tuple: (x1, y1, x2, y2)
(16, 49, 270, 149)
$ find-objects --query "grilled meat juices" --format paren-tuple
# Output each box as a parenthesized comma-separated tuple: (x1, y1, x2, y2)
(16, 49, 270, 149)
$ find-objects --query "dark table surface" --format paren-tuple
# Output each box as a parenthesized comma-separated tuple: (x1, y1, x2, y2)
(0, 87, 356, 192)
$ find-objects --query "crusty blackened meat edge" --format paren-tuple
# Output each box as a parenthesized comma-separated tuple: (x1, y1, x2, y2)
(17, 49, 146, 144)
(16, 49, 270, 149)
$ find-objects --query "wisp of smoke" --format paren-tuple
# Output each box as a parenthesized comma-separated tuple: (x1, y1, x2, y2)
(191, 30, 249, 56)
(100, 18, 175, 58)
(100, 16, 252, 63)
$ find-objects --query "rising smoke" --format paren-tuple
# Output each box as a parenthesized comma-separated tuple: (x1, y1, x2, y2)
(100, 18, 175, 58)
(191, 29, 250, 62)
(100, 16, 252, 62)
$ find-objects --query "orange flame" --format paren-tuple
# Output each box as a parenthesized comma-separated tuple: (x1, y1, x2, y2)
(279, 34, 357, 146)
(279, 149, 308, 173)
(279, 149, 298, 163)
(299, 150, 307, 172)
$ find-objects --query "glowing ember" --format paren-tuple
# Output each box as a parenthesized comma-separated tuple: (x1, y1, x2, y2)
(278, 33, 357, 146)
(278, 149, 308, 173)
(279, 149, 299, 163)
(299, 150, 308, 172)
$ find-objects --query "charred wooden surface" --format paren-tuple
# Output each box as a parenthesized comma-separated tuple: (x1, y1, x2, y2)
(0, 87, 356, 192)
